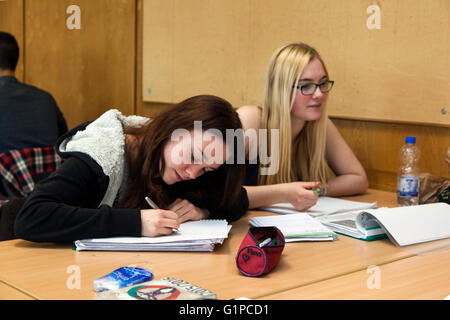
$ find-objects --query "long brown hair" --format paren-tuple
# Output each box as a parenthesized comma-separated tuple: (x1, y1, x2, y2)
(119, 95, 245, 213)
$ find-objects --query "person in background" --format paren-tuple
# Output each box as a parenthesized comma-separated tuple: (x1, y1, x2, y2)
(0, 31, 68, 153)
(15, 95, 249, 242)
(0, 32, 68, 240)
(237, 43, 368, 211)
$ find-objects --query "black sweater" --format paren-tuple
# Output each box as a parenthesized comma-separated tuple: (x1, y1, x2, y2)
(14, 124, 249, 243)
(0, 76, 68, 153)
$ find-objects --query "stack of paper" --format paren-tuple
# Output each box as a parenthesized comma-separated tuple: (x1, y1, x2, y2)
(249, 213, 338, 242)
(260, 196, 377, 217)
(75, 219, 231, 252)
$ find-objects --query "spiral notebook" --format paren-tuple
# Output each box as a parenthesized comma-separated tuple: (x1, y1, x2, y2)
(75, 219, 231, 252)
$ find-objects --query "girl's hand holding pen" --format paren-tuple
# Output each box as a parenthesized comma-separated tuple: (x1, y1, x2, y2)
(140, 209, 180, 237)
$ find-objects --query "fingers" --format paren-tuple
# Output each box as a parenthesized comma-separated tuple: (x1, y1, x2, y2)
(169, 198, 190, 213)
(300, 181, 321, 190)
(288, 182, 320, 211)
(168, 198, 183, 210)
(168, 199, 207, 223)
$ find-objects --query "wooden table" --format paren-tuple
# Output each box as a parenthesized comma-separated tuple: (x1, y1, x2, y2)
(0, 189, 449, 300)
(262, 247, 450, 300)
(0, 280, 35, 300)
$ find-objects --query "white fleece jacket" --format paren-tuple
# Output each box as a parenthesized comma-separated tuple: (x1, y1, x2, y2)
(58, 109, 149, 207)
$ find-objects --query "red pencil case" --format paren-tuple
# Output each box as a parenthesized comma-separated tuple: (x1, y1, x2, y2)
(235, 226, 285, 277)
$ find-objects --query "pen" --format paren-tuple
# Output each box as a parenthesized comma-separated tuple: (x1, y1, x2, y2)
(145, 196, 180, 232)
(144, 196, 159, 210)
(259, 237, 272, 248)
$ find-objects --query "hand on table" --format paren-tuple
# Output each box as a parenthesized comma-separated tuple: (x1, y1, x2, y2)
(283, 181, 320, 211)
(168, 198, 210, 223)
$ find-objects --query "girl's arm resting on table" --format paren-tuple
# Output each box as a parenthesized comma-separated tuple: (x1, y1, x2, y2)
(325, 119, 369, 197)
(14, 157, 141, 242)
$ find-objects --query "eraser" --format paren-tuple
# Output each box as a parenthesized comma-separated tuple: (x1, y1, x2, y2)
(94, 267, 153, 292)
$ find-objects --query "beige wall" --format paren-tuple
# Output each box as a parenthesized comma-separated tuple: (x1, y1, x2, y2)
(1, 0, 448, 191)
(1, 0, 136, 129)
(141, 0, 450, 127)
(333, 118, 450, 192)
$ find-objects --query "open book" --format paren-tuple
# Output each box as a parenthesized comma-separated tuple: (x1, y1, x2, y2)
(249, 213, 337, 242)
(260, 196, 377, 217)
(75, 219, 231, 252)
(316, 202, 450, 246)
(316, 210, 387, 241)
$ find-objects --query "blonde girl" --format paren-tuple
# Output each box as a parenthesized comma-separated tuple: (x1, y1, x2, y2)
(238, 43, 368, 211)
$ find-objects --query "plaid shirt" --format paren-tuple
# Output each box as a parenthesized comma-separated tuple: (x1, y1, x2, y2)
(0, 147, 62, 207)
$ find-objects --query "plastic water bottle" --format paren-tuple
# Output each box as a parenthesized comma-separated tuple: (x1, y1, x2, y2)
(397, 136, 420, 206)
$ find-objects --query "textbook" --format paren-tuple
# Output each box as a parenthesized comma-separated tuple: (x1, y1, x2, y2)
(249, 213, 338, 242)
(260, 196, 377, 217)
(316, 202, 450, 246)
(315, 210, 387, 241)
(75, 219, 230, 252)
(97, 277, 217, 300)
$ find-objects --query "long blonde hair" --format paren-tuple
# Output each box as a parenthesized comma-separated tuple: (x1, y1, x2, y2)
(259, 43, 329, 185)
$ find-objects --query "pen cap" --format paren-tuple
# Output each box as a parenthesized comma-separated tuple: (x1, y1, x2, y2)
(235, 226, 285, 277)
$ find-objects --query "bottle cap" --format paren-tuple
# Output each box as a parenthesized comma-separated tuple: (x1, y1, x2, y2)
(405, 136, 416, 144)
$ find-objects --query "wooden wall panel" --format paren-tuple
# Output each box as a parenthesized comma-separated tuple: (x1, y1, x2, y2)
(333, 118, 450, 192)
(136, 0, 169, 117)
(142, 0, 250, 106)
(142, 0, 450, 126)
(137, 0, 449, 190)
(0, 0, 24, 81)
(24, 0, 136, 129)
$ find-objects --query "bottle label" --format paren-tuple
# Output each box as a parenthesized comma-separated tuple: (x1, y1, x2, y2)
(398, 176, 419, 197)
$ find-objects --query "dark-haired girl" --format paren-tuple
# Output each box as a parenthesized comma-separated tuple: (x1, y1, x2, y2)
(15, 95, 248, 242)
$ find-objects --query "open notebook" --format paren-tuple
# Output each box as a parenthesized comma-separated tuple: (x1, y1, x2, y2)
(260, 196, 377, 217)
(317, 202, 450, 246)
(75, 219, 231, 252)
